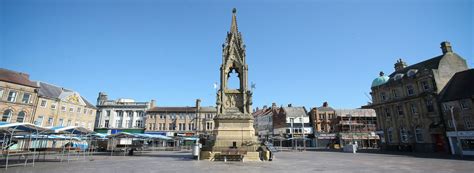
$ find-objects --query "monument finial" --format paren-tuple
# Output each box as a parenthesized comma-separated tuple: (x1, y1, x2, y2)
(230, 8, 238, 33)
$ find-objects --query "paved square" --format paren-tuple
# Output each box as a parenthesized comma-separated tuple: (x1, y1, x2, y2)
(3, 151, 474, 173)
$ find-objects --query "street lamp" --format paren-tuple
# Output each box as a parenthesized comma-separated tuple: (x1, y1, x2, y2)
(449, 106, 463, 159)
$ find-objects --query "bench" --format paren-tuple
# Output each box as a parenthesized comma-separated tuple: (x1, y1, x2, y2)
(215, 148, 247, 162)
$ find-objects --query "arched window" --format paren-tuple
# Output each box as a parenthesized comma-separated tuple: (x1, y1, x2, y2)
(2, 109, 12, 122)
(400, 127, 408, 143)
(17, 111, 26, 123)
(415, 126, 424, 142)
(227, 68, 241, 89)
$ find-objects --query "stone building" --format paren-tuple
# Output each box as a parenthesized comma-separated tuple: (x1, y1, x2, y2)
(33, 82, 96, 130)
(273, 104, 312, 147)
(439, 69, 474, 155)
(335, 109, 378, 148)
(145, 99, 217, 137)
(94, 92, 152, 134)
(0, 68, 38, 123)
(367, 41, 468, 152)
(309, 102, 337, 147)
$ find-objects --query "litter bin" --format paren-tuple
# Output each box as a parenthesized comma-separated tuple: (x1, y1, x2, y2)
(192, 144, 200, 160)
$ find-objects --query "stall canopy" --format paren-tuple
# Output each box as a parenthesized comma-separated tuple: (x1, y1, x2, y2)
(108, 132, 171, 140)
(0, 122, 53, 134)
(48, 126, 94, 135)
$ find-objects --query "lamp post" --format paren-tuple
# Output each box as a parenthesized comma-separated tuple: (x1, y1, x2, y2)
(449, 106, 463, 159)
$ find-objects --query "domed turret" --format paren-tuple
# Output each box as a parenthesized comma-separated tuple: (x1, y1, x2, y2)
(371, 71, 390, 87)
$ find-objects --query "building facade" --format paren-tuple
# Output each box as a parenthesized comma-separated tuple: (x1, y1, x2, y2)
(145, 99, 217, 137)
(33, 82, 96, 130)
(252, 104, 276, 142)
(0, 68, 38, 123)
(94, 92, 152, 134)
(335, 109, 378, 148)
(439, 69, 474, 155)
(367, 41, 468, 152)
(309, 102, 337, 147)
(273, 104, 312, 147)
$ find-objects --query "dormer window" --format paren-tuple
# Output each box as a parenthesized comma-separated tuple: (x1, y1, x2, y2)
(407, 69, 418, 77)
(394, 73, 404, 80)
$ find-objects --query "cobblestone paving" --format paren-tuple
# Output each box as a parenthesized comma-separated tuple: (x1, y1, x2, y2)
(2, 151, 474, 173)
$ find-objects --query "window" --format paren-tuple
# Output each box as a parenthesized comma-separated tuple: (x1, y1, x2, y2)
(61, 106, 66, 111)
(126, 120, 132, 128)
(392, 89, 399, 98)
(415, 127, 424, 142)
(40, 100, 47, 107)
(69, 107, 74, 112)
(117, 111, 123, 117)
(381, 92, 387, 101)
(84, 109, 87, 114)
(2, 109, 12, 122)
(169, 123, 174, 130)
(106, 110, 111, 117)
(400, 128, 408, 143)
(160, 114, 164, 119)
(116, 120, 122, 128)
(7, 91, 17, 102)
(135, 120, 143, 128)
(34, 116, 44, 126)
(17, 111, 25, 123)
(426, 99, 434, 112)
(464, 117, 473, 129)
(0, 88, 4, 99)
(421, 81, 430, 91)
(460, 100, 471, 110)
(127, 111, 133, 118)
(159, 123, 163, 130)
(58, 119, 64, 126)
(385, 108, 391, 118)
(387, 128, 393, 143)
(406, 85, 415, 96)
(104, 120, 109, 128)
(206, 122, 211, 130)
(410, 103, 418, 114)
(67, 120, 71, 126)
(397, 105, 404, 116)
(51, 103, 57, 109)
(22, 93, 31, 103)
(47, 117, 54, 126)
(89, 110, 93, 115)
(77, 107, 81, 113)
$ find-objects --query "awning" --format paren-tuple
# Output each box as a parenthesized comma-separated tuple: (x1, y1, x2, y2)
(0, 122, 53, 134)
(48, 126, 94, 135)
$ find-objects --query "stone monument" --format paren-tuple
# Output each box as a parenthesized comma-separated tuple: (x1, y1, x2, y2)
(205, 8, 259, 161)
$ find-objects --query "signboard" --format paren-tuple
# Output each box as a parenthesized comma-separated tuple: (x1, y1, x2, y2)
(119, 138, 132, 145)
(317, 133, 336, 139)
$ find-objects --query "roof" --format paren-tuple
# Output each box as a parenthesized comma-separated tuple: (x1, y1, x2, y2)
(335, 109, 377, 117)
(440, 69, 474, 102)
(200, 106, 217, 112)
(317, 106, 335, 112)
(371, 75, 390, 87)
(0, 68, 37, 88)
(0, 122, 54, 134)
(147, 107, 198, 113)
(388, 55, 444, 78)
(49, 126, 94, 134)
(252, 107, 273, 117)
(282, 107, 307, 117)
(36, 81, 96, 109)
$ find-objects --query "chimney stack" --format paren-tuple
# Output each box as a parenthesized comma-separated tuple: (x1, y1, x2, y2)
(323, 102, 328, 107)
(150, 99, 156, 108)
(441, 41, 453, 54)
(97, 92, 108, 106)
(394, 58, 407, 72)
(196, 99, 201, 109)
(288, 104, 292, 107)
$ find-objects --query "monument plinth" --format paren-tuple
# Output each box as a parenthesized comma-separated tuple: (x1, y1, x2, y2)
(204, 8, 259, 161)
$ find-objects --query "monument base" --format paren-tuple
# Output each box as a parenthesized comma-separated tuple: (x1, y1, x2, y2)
(199, 151, 260, 161)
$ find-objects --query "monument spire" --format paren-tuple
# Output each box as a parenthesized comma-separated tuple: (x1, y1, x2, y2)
(230, 8, 238, 34)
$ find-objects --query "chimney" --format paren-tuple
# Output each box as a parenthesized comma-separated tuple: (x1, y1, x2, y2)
(19, 72, 30, 79)
(394, 58, 407, 72)
(196, 99, 201, 109)
(150, 99, 156, 108)
(441, 41, 453, 54)
(263, 105, 268, 109)
(323, 102, 328, 107)
(288, 104, 292, 107)
(272, 102, 277, 109)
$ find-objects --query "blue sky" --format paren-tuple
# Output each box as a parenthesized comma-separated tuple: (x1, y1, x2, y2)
(1, 0, 472, 109)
